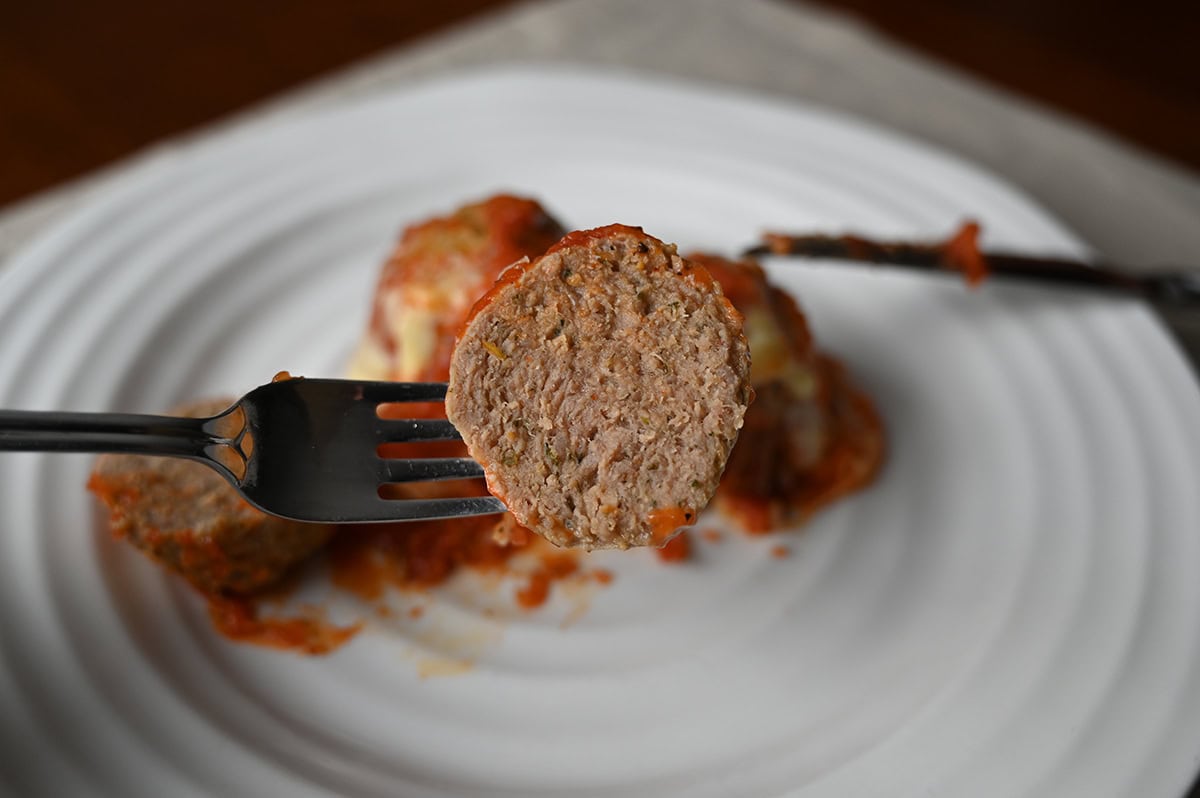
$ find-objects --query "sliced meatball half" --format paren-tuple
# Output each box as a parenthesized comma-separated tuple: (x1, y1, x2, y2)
(88, 398, 334, 595)
(446, 225, 753, 550)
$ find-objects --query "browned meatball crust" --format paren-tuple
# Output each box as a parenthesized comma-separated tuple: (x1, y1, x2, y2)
(349, 194, 566, 382)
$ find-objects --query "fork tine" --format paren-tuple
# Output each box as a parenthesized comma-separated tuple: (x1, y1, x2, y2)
(378, 418, 462, 442)
(360, 381, 449, 404)
(380, 457, 484, 483)
(372, 495, 508, 521)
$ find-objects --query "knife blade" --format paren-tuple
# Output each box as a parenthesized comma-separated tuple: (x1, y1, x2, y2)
(744, 227, 1200, 375)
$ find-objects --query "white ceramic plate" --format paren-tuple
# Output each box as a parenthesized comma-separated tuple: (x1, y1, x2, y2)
(2, 68, 1199, 798)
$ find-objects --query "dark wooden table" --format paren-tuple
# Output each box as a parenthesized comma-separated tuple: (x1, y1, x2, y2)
(0, 0, 1196, 209)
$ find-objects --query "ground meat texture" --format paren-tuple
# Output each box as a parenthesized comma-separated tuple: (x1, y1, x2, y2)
(87, 399, 334, 596)
(447, 225, 753, 550)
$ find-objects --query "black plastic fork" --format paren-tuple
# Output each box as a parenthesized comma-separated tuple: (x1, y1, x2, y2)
(0, 378, 505, 523)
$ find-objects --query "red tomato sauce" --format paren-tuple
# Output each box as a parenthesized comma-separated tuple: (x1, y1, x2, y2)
(206, 596, 362, 656)
(655, 530, 692, 563)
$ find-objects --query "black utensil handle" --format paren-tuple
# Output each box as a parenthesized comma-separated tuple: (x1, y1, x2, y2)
(746, 231, 1200, 308)
(1142, 273, 1200, 307)
(0, 410, 216, 458)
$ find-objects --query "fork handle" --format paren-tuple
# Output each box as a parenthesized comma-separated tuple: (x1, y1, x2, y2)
(0, 410, 218, 459)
